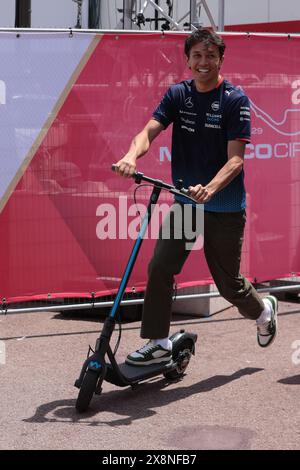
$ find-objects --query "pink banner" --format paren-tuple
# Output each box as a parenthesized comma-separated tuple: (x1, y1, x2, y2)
(0, 32, 299, 303)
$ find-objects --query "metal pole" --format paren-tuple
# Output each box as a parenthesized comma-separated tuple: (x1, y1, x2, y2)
(218, 0, 225, 31)
(88, 0, 101, 29)
(123, 0, 133, 29)
(201, 0, 216, 30)
(190, 0, 201, 29)
(154, 0, 159, 30)
(15, 0, 31, 28)
(1, 284, 299, 315)
(0, 28, 299, 38)
(73, 0, 83, 28)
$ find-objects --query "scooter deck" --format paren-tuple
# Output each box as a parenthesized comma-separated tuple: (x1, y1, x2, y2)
(119, 361, 174, 379)
(105, 360, 174, 386)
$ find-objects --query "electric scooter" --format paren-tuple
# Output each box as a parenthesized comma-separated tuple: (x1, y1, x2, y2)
(74, 166, 198, 412)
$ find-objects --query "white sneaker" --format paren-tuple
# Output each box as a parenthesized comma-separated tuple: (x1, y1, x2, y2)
(125, 341, 172, 366)
(257, 296, 278, 348)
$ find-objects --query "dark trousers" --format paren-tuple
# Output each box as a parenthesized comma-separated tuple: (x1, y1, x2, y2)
(141, 205, 264, 339)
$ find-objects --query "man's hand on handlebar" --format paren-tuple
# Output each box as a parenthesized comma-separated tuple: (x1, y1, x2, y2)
(188, 184, 213, 203)
(113, 156, 137, 178)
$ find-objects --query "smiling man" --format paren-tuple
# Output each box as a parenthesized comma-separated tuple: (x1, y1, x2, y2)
(114, 29, 278, 366)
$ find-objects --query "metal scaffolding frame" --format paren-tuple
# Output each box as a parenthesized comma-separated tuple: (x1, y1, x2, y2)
(122, 0, 223, 31)
(13, 0, 221, 31)
(135, 0, 180, 30)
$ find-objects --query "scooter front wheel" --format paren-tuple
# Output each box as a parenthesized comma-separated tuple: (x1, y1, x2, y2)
(76, 370, 99, 413)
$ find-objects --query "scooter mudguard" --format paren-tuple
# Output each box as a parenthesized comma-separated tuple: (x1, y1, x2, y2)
(74, 353, 106, 389)
(169, 329, 197, 355)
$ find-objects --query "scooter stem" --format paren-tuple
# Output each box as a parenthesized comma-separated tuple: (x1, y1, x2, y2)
(108, 184, 162, 321)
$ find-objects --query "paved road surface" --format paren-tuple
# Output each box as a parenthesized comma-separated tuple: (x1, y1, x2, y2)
(0, 298, 299, 450)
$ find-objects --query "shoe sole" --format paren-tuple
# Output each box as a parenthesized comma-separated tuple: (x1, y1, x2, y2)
(258, 296, 278, 348)
(125, 356, 172, 366)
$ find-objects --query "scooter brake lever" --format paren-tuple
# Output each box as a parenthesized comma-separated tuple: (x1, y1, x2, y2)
(133, 171, 144, 184)
(170, 188, 198, 204)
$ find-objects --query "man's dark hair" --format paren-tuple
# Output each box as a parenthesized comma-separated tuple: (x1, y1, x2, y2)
(184, 28, 226, 58)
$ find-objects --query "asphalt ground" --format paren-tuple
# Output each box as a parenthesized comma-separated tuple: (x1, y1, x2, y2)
(0, 296, 299, 451)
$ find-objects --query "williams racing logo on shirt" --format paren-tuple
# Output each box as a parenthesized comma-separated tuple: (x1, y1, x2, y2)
(205, 100, 223, 129)
(205, 111, 222, 129)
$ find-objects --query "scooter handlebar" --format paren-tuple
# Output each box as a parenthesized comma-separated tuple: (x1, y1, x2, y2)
(111, 164, 196, 203)
(111, 164, 144, 183)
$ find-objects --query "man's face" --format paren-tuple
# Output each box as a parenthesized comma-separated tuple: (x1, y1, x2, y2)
(186, 41, 223, 88)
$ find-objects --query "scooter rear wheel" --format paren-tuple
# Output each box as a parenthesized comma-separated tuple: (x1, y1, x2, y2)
(76, 370, 99, 413)
(164, 339, 193, 380)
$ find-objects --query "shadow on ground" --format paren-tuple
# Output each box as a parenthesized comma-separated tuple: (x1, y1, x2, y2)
(277, 375, 300, 385)
(24, 367, 263, 427)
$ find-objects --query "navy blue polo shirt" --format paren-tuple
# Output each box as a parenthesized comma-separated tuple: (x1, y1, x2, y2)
(152, 78, 251, 212)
